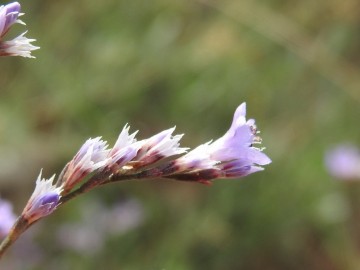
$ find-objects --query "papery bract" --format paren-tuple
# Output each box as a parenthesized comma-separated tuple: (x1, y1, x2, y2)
(22, 171, 62, 223)
(0, 2, 39, 58)
(132, 127, 187, 168)
(107, 124, 140, 169)
(61, 137, 110, 192)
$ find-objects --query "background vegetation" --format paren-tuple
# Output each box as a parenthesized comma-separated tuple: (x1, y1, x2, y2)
(1, 0, 360, 269)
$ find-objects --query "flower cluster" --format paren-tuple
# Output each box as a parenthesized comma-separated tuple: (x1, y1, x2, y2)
(0, 2, 39, 58)
(21, 103, 271, 224)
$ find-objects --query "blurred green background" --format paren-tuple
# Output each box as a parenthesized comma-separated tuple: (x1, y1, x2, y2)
(1, 0, 360, 269)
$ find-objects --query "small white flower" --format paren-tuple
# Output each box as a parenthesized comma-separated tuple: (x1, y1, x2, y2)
(107, 124, 140, 167)
(133, 127, 188, 167)
(61, 137, 110, 192)
(0, 32, 39, 58)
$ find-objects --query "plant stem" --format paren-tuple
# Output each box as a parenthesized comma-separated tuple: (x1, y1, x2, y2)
(0, 216, 30, 259)
(0, 168, 165, 259)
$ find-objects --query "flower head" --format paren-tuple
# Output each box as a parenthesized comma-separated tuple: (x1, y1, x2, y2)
(0, 197, 16, 237)
(22, 171, 62, 223)
(0, 2, 39, 58)
(325, 144, 360, 180)
(60, 137, 110, 192)
(165, 103, 271, 182)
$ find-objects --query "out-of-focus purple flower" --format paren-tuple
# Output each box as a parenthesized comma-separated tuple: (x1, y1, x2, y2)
(56, 198, 144, 255)
(325, 144, 360, 180)
(0, 197, 16, 237)
(56, 223, 105, 255)
(0, 2, 39, 58)
(131, 127, 188, 168)
(162, 103, 271, 183)
(22, 171, 62, 223)
(103, 199, 144, 235)
(61, 137, 110, 192)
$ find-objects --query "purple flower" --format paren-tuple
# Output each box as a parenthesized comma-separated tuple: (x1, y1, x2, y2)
(0, 2, 39, 58)
(61, 137, 110, 192)
(0, 197, 16, 237)
(325, 144, 360, 180)
(0, 2, 22, 38)
(165, 103, 271, 182)
(22, 171, 62, 223)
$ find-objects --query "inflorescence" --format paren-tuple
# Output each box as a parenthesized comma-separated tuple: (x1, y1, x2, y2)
(0, 1, 271, 259)
(20, 102, 271, 225)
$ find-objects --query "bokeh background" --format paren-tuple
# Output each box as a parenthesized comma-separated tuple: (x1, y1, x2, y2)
(1, 0, 360, 269)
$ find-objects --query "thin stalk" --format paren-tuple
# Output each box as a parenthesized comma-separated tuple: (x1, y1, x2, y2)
(0, 216, 30, 259)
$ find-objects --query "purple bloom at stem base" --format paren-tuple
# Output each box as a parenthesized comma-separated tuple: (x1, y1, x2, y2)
(22, 171, 62, 224)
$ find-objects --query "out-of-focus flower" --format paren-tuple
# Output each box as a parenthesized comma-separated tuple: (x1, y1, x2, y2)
(56, 198, 144, 255)
(0, 2, 39, 58)
(0, 197, 16, 237)
(60, 137, 110, 192)
(22, 171, 62, 223)
(102, 199, 144, 235)
(160, 103, 271, 183)
(325, 144, 360, 180)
